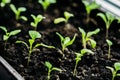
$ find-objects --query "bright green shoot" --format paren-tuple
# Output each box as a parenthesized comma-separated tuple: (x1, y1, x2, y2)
(97, 12, 115, 39)
(45, 61, 62, 80)
(56, 32, 77, 52)
(16, 30, 55, 65)
(79, 27, 100, 49)
(0, 0, 11, 7)
(10, 4, 27, 21)
(106, 62, 120, 80)
(30, 14, 45, 30)
(82, 0, 99, 23)
(106, 39, 113, 59)
(73, 49, 94, 76)
(0, 26, 21, 48)
(54, 11, 74, 24)
(38, 0, 56, 11)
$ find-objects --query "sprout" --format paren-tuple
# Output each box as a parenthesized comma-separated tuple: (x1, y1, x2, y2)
(10, 4, 27, 21)
(0, 0, 11, 7)
(97, 12, 115, 39)
(106, 62, 120, 80)
(45, 61, 62, 80)
(56, 32, 77, 52)
(78, 27, 100, 49)
(73, 49, 94, 76)
(54, 11, 74, 24)
(16, 30, 55, 65)
(0, 26, 21, 48)
(38, 0, 56, 11)
(106, 39, 113, 59)
(30, 14, 45, 30)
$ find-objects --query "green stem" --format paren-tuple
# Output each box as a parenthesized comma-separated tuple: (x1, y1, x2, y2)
(47, 70, 51, 80)
(108, 46, 111, 59)
(73, 61, 78, 76)
(106, 29, 108, 39)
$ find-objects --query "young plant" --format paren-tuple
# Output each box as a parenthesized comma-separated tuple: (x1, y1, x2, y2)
(0, 0, 11, 7)
(106, 62, 120, 80)
(38, 0, 56, 11)
(79, 27, 100, 49)
(82, 0, 99, 24)
(45, 61, 62, 80)
(106, 39, 113, 59)
(54, 11, 74, 24)
(56, 32, 77, 52)
(0, 26, 21, 48)
(97, 12, 115, 39)
(30, 14, 45, 30)
(10, 4, 27, 21)
(16, 30, 55, 65)
(73, 49, 94, 76)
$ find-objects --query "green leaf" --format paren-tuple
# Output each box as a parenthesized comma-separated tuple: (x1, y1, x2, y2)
(97, 13, 107, 24)
(16, 40, 29, 50)
(63, 37, 70, 45)
(0, 26, 7, 33)
(114, 62, 120, 71)
(3, 35, 9, 41)
(78, 27, 86, 39)
(18, 7, 26, 12)
(49, 0, 56, 3)
(29, 30, 41, 40)
(106, 39, 113, 46)
(9, 30, 21, 36)
(81, 49, 94, 55)
(116, 74, 120, 76)
(45, 61, 52, 69)
(54, 18, 66, 24)
(40, 43, 55, 48)
(89, 1, 100, 10)
(10, 4, 17, 14)
(52, 67, 62, 72)
(20, 16, 28, 21)
(56, 32, 64, 43)
(89, 39, 96, 48)
(64, 11, 74, 21)
(106, 66, 114, 73)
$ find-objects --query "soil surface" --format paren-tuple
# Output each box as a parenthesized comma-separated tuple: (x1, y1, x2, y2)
(0, 0, 120, 80)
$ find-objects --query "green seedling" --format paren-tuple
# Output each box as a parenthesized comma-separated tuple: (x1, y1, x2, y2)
(10, 4, 27, 21)
(0, 0, 11, 7)
(82, 0, 99, 24)
(38, 0, 56, 11)
(54, 11, 74, 24)
(79, 27, 100, 49)
(106, 62, 120, 80)
(56, 32, 77, 52)
(73, 49, 94, 76)
(45, 61, 62, 80)
(16, 30, 55, 65)
(97, 12, 115, 39)
(0, 26, 21, 48)
(106, 39, 113, 59)
(30, 14, 45, 30)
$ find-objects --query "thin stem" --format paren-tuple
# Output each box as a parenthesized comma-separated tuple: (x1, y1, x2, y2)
(108, 46, 111, 59)
(47, 70, 51, 80)
(106, 29, 108, 39)
(73, 61, 78, 76)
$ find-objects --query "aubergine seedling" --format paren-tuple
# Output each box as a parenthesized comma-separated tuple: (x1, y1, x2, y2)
(45, 61, 62, 80)
(0, 26, 21, 48)
(106, 39, 113, 59)
(38, 0, 56, 12)
(56, 32, 77, 52)
(0, 0, 11, 7)
(97, 12, 115, 39)
(16, 30, 55, 65)
(106, 62, 120, 80)
(82, 0, 99, 24)
(10, 4, 27, 21)
(54, 11, 74, 24)
(79, 27, 100, 49)
(30, 14, 45, 30)
(73, 49, 94, 76)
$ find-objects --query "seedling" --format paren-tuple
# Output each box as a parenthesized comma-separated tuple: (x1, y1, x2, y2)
(10, 4, 27, 21)
(56, 32, 77, 52)
(45, 61, 62, 80)
(97, 12, 115, 39)
(79, 27, 100, 49)
(38, 0, 56, 11)
(82, 0, 99, 24)
(0, 0, 11, 7)
(16, 30, 55, 65)
(30, 14, 45, 30)
(0, 26, 21, 48)
(73, 49, 94, 76)
(106, 39, 113, 59)
(54, 11, 74, 24)
(106, 62, 120, 80)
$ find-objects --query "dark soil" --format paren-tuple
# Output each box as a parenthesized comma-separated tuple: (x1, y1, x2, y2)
(0, 0, 120, 80)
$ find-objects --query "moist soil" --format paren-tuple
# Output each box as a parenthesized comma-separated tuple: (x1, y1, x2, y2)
(0, 0, 120, 80)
